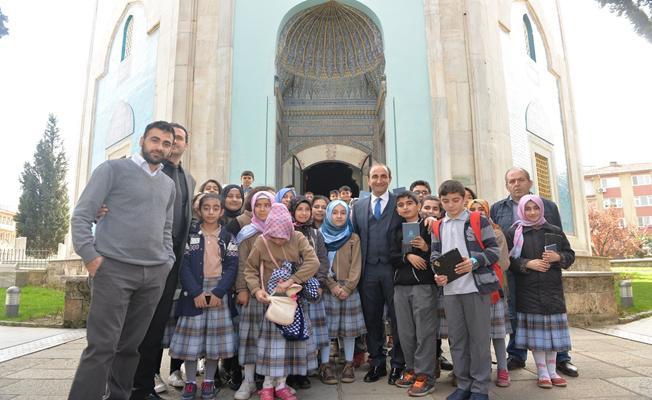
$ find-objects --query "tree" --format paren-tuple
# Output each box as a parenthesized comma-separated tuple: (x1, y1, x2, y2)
(15, 114, 70, 255)
(0, 8, 8, 38)
(588, 206, 642, 258)
(595, 0, 652, 44)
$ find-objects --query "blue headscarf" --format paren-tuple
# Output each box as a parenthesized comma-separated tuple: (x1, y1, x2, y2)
(320, 200, 353, 252)
(275, 187, 296, 205)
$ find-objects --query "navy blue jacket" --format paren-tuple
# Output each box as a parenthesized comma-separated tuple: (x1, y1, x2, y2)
(177, 227, 239, 317)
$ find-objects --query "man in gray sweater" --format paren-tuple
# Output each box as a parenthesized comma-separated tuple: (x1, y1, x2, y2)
(68, 121, 177, 400)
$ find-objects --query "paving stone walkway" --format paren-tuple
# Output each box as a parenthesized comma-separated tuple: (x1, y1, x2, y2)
(0, 326, 650, 399)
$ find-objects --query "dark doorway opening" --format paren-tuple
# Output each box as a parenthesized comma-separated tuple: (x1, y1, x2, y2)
(303, 162, 361, 197)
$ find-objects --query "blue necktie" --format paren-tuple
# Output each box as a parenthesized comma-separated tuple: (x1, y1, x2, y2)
(373, 198, 382, 220)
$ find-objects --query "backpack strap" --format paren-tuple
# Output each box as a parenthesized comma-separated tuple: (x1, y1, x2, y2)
(432, 219, 442, 241)
(469, 211, 484, 249)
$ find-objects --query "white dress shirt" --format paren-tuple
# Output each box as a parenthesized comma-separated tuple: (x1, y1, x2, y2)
(440, 210, 478, 295)
(370, 191, 390, 216)
(131, 153, 164, 177)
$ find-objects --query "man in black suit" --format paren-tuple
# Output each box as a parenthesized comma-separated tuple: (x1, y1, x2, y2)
(352, 164, 405, 385)
(490, 166, 578, 378)
(130, 123, 196, 399)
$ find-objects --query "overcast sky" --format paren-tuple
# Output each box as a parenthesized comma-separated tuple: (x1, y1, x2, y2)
(0, 0, 650, 211)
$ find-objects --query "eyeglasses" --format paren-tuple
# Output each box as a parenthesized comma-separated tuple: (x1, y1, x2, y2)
(413, 190, 429, 195)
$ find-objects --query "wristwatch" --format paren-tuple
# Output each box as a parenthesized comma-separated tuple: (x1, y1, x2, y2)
(470, 257, 479, 268)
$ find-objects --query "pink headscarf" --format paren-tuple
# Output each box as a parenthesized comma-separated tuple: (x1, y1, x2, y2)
(250, 191, 275, 233)
(263, 203, 294, 241)
(509, 194, 547, 258)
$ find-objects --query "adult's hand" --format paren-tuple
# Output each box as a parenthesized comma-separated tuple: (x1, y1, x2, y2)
(95, 204, 109, 221)
(86, 256, 104, 277)
(407, 254, 428, 270)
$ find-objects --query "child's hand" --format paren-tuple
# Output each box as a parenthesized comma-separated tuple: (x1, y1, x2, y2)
(237, 291, 249, 306)
(255, 289, 271, 304)
(435, 274, 448, 286)
(207, 293, 221, 308)
(410, 236, 429, 252)
(330, 285, 342, 297)
(542, 251, 561, 263)
(193, 293, 208, 309)
(423, 217, 437, 232)
(337, 290, 349, 300)
(407, 254, 428, 270)
(526, 259, 550, 272)
(455, 257, 473, 275)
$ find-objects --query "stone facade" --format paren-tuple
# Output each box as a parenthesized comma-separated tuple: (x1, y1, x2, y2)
(63, 277, 91, 329)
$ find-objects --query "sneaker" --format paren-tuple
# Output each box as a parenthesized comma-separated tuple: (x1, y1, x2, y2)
(395, 369, 416, 388)
(341, 362, 355, 383)
(234, 381, 257, 400)
(181, 382, 197, 400)
(201, 380, 216, 400)
(154, 373, 167, 393)
(319, 363, 337, 385)
(168, 370, 185, 389)
(274, 386, 297, 400)
(258, 387, 274, 400)
(407, 374, 436, 397)
(495, 368, 511, 387)
(551, 376, 567, 387)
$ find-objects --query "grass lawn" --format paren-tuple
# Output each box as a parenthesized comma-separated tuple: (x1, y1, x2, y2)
(612, 267, 652, 315)
(0, 286, 64, 322)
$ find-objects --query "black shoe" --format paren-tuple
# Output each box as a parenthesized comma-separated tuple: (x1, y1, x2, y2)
(506, 357, 526, 371)
(295, 375, 311, 389)
(556, 360, 579, 377)
(440, 355, 454, 371)
(286, 375, 298, 389)
(388, 367, 403, 386)
(143, 393, 163, 400)
(363, 366, 387, 382)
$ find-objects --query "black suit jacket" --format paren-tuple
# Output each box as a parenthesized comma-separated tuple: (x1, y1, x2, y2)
(352, 192, 403, 274)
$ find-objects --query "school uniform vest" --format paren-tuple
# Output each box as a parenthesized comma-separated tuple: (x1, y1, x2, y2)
(366, 204, 392, 266)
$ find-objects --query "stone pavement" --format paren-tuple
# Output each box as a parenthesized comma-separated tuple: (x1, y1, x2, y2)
(0, 326, 651, 399)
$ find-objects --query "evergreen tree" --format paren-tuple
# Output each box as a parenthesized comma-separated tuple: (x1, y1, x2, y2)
(595, 0, 652, 44)
(0, 8, 8, 38)
(15, 114, 70, 254)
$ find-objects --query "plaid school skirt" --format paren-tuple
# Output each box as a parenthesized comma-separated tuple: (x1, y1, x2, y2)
(437, 289, 448, 339)
(256, 305, 318, 377)
(490, 298, 512, 339)
(515, 312, 571, 352)
(169, 278, 236, 360)
(238, 296, 266, 365)
(323, 288, 366, 339)
(306, 299, 330, 349)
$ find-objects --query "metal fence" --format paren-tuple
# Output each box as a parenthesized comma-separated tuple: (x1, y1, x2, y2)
(0, 249, 53, 269)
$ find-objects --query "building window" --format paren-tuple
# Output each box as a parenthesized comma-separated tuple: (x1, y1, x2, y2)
(635, 195, 652, 207)
(121, 15, 134, 61)
(603, 198, 623, 208)
(638, 216, 652, 227)
(534, 153, 552, 199)
(584, 180, 595, 196)
(632, 174, 652, 186)
(523, 14, 536, 62)
(599, 177, 620, 189)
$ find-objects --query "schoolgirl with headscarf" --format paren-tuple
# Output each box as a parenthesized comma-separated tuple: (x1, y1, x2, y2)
(244, 204, 320, 400)
(275, 187, 296, 209)
(287, 197, 330, 389)
(505, 194, 575, 389)
(220, 184, 245, 228)
(233, 190, 275, 400)
(318, 200, 366, 384)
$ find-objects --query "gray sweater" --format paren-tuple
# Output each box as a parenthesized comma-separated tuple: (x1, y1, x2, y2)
(71, 158, 176, 267)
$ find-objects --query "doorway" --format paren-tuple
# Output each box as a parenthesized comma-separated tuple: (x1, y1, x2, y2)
(303, 162, 362, 197)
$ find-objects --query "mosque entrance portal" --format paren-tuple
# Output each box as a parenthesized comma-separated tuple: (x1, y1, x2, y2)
(303, 162, 361, 197)
(275, 1, 386, 188)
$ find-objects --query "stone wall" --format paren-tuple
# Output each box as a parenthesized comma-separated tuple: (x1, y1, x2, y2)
(46, 259, 86, 289)
(610, 258, 652, 269)
(563, 271, 618, 326)
(14, 269, 46, 287)
(0, 264, 16, 288)
(63, 277, 91, 328)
